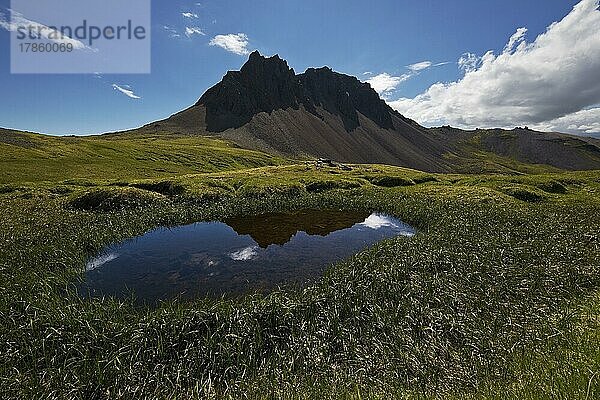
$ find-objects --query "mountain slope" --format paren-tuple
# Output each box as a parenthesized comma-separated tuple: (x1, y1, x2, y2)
(0, 127, 282, 184)
(135, 51, 600, 173)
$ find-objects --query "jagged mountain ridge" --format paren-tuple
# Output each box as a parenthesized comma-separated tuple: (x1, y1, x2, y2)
(136, 51, 600, 173)
(197, 51, 397, 132)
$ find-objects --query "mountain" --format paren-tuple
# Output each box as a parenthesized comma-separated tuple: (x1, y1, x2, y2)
(126, 51, 600, 173)
(224, 209, 369, 248)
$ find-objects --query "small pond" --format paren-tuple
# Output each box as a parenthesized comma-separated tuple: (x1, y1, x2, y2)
(80, 210, 415, 304)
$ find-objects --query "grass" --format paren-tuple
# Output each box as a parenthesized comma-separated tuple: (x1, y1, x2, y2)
(0, 129, 284, 184)
(1, 127, 599, 399)
(0, 160, 599, 399)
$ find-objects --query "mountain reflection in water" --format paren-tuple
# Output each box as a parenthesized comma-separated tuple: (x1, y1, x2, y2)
(224, 210, 370, 248)
(80, 210, 415, 304)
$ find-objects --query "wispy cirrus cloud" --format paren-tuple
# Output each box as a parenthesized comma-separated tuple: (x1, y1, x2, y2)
(185, 26, 205, 37)
(407, 61, 433, 72)
(410, 61, 450, 71)
(163, 24, 205, 39)
(163, 25, 180, 38)
(209, 33, 250, 55)
(112, 84, 141, 99)
(388, 0, 600, 136)
(0, 10, 89, 50)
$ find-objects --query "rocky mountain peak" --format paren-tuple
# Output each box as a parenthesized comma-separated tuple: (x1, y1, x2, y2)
(239, 51, 296, 82)
(197, 51, 396, 132)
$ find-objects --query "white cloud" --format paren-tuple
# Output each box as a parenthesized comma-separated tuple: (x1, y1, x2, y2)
(388, 0, 600, 136)
(531, 107, 600, 135)
(360, 214, 399, 230)
(366, 61, 449, 96)
(163, 25, 180, 38)
(360, 214, 415, 236)
(185, 26, 205, 37)
(408, 60, 450, 71)
(209, 33, 250, 55)
(182, 12, 199, 19)
(112, 84, 141, 99)
(503, 27, 527, 54)
(366, 72, 411, 96)
(164, 25, 204, 39)
(407, 61, 432, 72)
(457, 52, 480, 73)
(0, 10, 88, 50)
(86, 253, 119, 271)
(229, 246, 259, 261)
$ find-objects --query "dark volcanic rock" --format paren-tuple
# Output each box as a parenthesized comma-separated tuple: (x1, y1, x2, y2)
(299, 67, 395, 131)
(197, 51, 396, 132)
(197, 52, 303, 132)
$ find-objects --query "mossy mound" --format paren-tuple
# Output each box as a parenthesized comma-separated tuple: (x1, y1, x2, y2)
(369, 176, 416, 188)
(413, 175, 439, 184)
(69, 187, 164, 211)
(131, 180, 186, 196)
(0, 185, 17, 194)
(501, 185, 546, 202)
(537, 180, 567, 194)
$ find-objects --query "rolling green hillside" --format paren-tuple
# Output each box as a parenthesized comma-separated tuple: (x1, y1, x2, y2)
(0, 128, 285, 184)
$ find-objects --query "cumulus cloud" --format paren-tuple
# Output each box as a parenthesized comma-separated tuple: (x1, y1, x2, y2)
(185, 26, 205, 37)
(388, 0, 600, 136)
(182, 12, 198, 19)
(209, 33, 250, 55)
(531, 107, 600, 135)
(457, 52, 480, 73)
(366, 73, 411, 96)
(360, 214, 415, 236)
(366, 60, 449, 97)
(229, 246, 259, 261)
(112, 84, 141, 99)
(503, 27, 527, 54)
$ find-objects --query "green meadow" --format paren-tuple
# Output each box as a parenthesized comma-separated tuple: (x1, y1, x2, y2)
(0, 131, 599, 399)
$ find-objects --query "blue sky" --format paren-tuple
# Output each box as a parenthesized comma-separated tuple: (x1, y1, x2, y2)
(0, 0, 598, 136)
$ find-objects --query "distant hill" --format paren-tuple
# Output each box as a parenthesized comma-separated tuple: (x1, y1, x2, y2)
(130, 51, 600, 173)
(0, 127, 282, 184)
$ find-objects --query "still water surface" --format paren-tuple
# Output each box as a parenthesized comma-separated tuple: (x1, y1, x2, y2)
(81, 210, 415, 303)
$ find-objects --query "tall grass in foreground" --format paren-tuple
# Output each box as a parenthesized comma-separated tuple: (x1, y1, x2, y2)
(0, 169, 599, 399)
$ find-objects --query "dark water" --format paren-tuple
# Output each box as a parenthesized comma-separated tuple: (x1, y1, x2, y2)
(80, 210, 415, 303)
